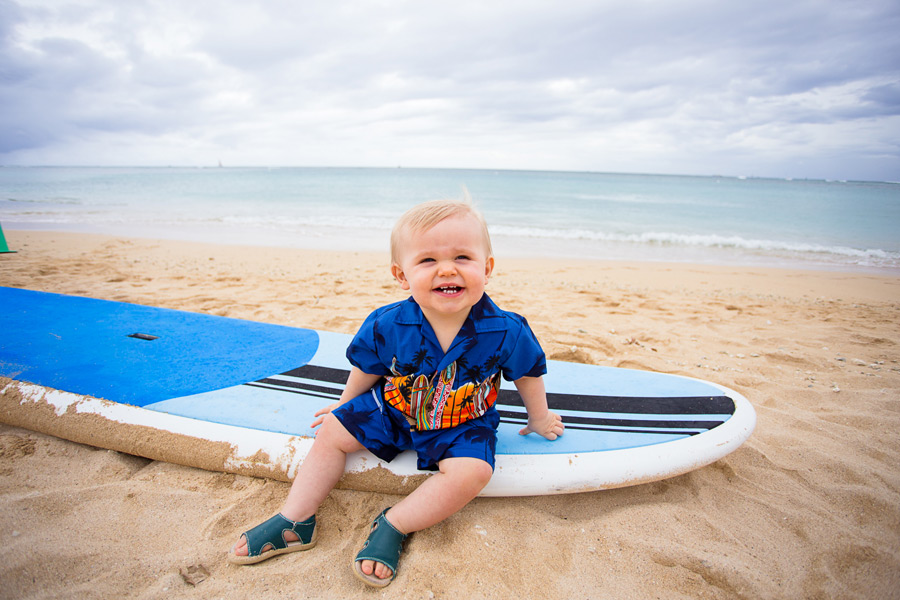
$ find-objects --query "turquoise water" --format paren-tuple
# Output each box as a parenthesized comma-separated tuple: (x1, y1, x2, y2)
(1, 166, 898, 273)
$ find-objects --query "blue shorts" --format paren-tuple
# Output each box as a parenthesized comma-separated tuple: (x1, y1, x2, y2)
(332, 389, 499, 471)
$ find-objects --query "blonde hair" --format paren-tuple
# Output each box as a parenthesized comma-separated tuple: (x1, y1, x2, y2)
(390, 194, 493, 264)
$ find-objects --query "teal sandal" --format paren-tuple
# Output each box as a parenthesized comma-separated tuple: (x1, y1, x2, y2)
(228, 513, 317, 565)
(353, 508, 408, 587)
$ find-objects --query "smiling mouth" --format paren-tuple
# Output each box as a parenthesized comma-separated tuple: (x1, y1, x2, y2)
(435, 285, 464, 295)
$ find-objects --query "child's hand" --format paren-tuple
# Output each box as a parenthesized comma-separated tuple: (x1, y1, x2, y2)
(519, 411, 564, 441)
(311, 402, 341, 429)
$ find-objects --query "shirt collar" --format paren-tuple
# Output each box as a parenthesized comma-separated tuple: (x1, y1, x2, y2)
(396, 293, 507, 332)
(397, 294, 509, 369)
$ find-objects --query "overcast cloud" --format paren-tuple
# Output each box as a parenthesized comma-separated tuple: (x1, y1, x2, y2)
(1, 0, 898, 180)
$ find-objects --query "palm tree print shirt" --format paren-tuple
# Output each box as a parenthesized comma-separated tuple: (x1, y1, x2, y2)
(346, 294, 547, 431)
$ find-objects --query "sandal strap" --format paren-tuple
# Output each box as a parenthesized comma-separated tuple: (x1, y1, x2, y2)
(354, 508, 407, 574)
(243, 513, 316, 557)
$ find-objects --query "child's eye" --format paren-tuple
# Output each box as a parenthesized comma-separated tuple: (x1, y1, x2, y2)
(455, 255, 471, 261)
(419, 257, 435, 264)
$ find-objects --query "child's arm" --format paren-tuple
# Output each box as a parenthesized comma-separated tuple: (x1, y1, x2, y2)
(310, 366, 382, 428)
(514, 376, 564, 440)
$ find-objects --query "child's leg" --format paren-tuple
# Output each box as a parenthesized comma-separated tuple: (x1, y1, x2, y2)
(358, 456, 493, 580)
(232, 413, 365, 557)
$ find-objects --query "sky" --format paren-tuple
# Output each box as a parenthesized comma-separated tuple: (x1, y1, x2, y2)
(1, 0, 899, 181)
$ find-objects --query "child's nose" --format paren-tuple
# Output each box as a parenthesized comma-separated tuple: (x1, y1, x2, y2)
(437, 260, 457, 276)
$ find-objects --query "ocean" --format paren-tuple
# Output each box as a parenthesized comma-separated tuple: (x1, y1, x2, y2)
(1, 166, 898, 274)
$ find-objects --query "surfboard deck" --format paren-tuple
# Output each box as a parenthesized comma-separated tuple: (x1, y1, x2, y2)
(0, 287, 756, 496)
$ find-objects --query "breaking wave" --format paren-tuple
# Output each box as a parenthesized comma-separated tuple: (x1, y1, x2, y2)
(490, 225, 900, 268)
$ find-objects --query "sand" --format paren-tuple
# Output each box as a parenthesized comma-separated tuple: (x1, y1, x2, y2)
(1, 229, 898, 599)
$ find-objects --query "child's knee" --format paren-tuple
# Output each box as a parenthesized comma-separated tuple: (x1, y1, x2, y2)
(317, 412, 361, 452)
(464, 462, 493, 496)
(441, 457, 494, 493)
(469, 461, 494, 490)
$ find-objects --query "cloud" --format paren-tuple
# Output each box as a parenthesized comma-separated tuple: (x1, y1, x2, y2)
(1, 0, 898, 180)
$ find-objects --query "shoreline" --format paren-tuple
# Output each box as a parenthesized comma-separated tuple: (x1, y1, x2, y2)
(5, 223, 899, 277)
(3, 229, 899, 303)
(1, 229, 899, 599)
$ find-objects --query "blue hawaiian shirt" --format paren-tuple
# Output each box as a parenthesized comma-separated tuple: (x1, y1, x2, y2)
(346, 293, 546, 431)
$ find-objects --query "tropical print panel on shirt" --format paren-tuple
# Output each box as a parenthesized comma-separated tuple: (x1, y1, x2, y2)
(383, 357, 501, 431)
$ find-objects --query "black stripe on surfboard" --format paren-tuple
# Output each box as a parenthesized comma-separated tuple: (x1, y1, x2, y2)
(246, 376, 722, 433)
(249, 377, 343, 398)
(244, 382, 338, 402)
(243, 379, 721, 433)
(496, 409, 724, 432)
(248, 364, 736, 418)
(253, 372, 728, 431)
(278, 365, 348, 385)
(498, 418, 705, 436)
(497, 389, 734, 416)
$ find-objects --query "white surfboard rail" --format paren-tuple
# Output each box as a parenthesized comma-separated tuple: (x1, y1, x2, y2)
(1, 377, 755, 496)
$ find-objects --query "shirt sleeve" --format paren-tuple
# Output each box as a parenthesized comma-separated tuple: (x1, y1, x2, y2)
(500, 315, 547, 381)
(345, 310, 391, 376)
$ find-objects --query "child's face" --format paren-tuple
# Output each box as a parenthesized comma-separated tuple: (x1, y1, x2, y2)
(391, 213, 494, 323)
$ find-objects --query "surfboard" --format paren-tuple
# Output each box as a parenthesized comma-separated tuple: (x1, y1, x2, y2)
(0, 287, 756, 496)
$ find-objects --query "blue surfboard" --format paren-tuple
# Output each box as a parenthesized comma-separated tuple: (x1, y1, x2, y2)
(0, 287, 755, 496)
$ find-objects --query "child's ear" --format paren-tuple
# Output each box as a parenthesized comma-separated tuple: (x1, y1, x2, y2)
(484, 256, 495, 282)
(391, 263, 410, 290)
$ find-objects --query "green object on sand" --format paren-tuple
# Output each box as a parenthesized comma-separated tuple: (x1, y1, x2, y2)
(0, 224, 14, 253)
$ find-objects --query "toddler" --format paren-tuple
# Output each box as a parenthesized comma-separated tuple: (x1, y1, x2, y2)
(228, 198, 564, 587)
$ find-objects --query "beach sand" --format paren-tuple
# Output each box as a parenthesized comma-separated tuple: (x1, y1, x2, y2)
(1, 230, 898, 599)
